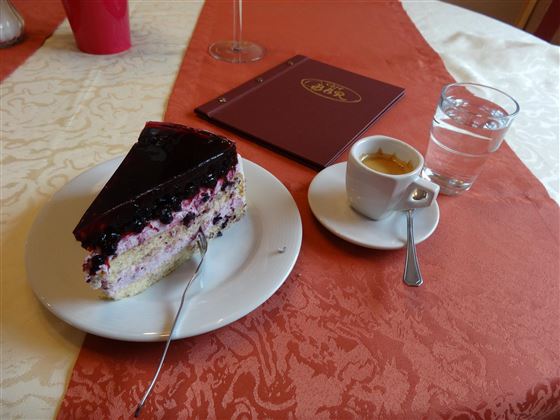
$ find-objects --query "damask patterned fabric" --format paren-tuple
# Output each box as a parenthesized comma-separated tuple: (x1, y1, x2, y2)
(57, 1, 560, 418)
(0, 2, 203, 417)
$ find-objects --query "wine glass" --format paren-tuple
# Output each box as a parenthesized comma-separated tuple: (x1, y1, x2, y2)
(209, 0, 264, 63)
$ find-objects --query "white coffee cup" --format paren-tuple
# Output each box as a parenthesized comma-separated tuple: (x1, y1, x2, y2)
(346, 135, 439, 220)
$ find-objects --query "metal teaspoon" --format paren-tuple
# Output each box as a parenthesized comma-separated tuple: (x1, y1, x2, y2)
(403, 190, 427, 287)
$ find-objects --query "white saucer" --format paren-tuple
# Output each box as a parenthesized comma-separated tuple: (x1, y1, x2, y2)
(308, 162, 439, 250)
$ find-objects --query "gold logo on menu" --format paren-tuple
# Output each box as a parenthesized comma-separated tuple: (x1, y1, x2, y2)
(301, 79, 361, 103)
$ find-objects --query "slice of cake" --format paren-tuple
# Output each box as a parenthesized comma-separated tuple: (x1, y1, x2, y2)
(73, 122, 246, 299)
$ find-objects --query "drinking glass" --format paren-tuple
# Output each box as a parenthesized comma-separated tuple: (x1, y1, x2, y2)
(422, 82, 519, 195)
(209, 0, 264, 63)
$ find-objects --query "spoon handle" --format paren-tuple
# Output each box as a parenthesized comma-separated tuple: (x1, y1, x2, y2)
(403, 209, 423, 286)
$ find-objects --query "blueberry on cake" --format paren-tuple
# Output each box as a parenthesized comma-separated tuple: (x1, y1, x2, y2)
(73, 122, 246, 299)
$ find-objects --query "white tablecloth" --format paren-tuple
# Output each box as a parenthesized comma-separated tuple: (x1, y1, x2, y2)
(1, 1, 558, 418)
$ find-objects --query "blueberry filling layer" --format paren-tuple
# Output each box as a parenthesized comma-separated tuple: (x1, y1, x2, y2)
(84, 165, 243, 276)
(92, 193, 245, 298)
(83, 170, 246, 291)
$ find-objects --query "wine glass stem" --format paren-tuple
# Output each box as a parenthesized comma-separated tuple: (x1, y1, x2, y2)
(233, 0, 243, 51)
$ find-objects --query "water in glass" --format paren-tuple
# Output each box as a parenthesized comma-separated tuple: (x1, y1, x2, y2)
(423, 90, 514, 195)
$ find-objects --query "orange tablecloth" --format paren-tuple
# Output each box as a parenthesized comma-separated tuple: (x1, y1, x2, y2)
(58, 0, 559, 418)
(0, 0, 65, 81)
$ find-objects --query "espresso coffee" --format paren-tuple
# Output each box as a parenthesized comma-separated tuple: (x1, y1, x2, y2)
(360, 149, 414, 175)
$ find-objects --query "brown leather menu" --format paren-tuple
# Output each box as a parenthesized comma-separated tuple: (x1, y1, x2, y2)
(195, 55, 405, 169)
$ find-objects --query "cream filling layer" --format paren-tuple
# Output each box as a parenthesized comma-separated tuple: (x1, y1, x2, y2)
(101, 191, 245, 298)
(85, 160, 246, 294)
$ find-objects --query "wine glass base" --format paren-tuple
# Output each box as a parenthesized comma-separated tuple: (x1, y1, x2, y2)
(209, 40, 265, 63)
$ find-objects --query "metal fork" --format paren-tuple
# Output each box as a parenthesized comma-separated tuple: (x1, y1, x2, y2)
(134, 228, 208, 417)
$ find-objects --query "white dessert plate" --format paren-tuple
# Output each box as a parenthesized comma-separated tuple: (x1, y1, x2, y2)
(308, 162, 439, 250)
(26, 158, 302, 342)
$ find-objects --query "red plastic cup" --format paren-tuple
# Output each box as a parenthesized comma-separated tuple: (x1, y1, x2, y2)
(61, 0, 131, 55)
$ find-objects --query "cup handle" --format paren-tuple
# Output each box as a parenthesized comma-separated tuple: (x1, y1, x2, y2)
(395, 177, 440, 211)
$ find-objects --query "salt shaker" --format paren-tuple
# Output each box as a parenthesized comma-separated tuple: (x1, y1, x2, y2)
(0, 0, 24, 48)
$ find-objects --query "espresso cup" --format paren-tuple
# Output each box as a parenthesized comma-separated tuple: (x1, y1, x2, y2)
(346, 135, 439, 220)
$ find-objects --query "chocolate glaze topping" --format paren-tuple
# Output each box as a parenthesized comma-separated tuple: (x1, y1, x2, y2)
(73, 122, 238, 264)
